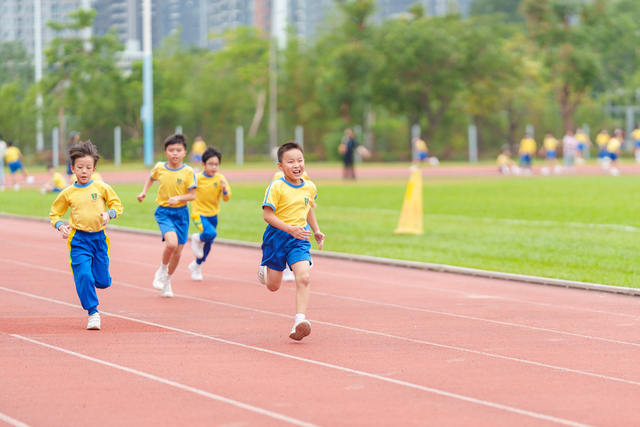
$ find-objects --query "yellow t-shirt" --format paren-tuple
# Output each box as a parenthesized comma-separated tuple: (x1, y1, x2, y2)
(49, 180, 123, 232)
(262, 178, 317, 227)
(150, 162, 197, 208)
(52, 172, 67, 190)
(414, 139, 428, 153)
(632, 129, 640, 141)
(519, 138, 536, 155)
(576, 132, 589, 143)
(4, 146, 20, 163)
(596, 133, 610, 147)
(607, 137, 621, 152)
(497, 154, 510, 167)
(272, 170, 310, 181)
(192, 140, 207, 155)
(192, 172, 231, 217)
(543, 137, 558, 151)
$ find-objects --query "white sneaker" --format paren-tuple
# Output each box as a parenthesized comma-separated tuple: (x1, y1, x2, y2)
(87, 313, 101, 330)
(289, 319, 311, 341)
(26, 175, 35, 184)
(282, 267, 295, 282)
(161, 277, 173, 298)
(258, 265, 267, 285)
(13, 183, 19, 191)
(153, 268, 168, 290)
(191, 233, 204, 259)
(189, 260, 203, 281)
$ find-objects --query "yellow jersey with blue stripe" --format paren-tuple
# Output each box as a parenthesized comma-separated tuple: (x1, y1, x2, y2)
(52, 172, 67, 190)
(49, 180, 123, 232)
(263, 178, 317, 227)
(4, 146, 20, 163)
(192, 172, 231, 217)
(150, 162, 196, 208)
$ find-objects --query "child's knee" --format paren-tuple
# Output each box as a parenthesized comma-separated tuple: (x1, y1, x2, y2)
(202, 229, 217, 241)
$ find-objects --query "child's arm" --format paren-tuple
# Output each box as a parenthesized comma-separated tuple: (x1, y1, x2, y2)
(168, 188, 196, 205)
(306, 207, 325, 250)
(49, 193, 71, 239)
(137, 174, 154, 202)
(221, 179, 231, 202)
(101, 184, 124, 226)
(263, 207, 311, 241)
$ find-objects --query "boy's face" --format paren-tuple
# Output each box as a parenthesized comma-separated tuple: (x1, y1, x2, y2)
(71, 155, 95, 185)
(278, 148, 305, 183)
(203, 155, 220, 176)
(165, 143, 186, 166)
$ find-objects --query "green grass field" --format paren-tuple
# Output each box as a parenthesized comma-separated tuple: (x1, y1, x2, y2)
(2, 173, 640, 288)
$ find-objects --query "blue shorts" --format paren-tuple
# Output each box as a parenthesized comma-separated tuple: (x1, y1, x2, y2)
(635, 141, 640, 148)
(261, 225, 312, 272)
(8, 160, 23, 173)
(417, 152, 429, 160)
(577, 143, 585, 151)
(546, 151, 556, 159)
(155, 205, 190, 245)
(607, 152, 618, 161)
(519, 154, 532, 166)
(192, 154, 203, 163)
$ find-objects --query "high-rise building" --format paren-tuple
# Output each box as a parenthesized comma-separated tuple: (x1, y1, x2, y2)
(0, 0, 84, 54)
(1, 0, 472, 57)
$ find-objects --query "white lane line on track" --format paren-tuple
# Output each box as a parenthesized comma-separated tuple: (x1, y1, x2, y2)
(8, 335, 318, 427)
(0, 413, 30, 427)
(1, 289, 592, 427)
(3, 256, 640, 349)
(3, 281, 640, 390)
(6, 236, 640, 321)
(6, 237, 640, 322)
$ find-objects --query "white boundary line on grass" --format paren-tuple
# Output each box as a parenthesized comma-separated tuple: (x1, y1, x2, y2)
(2, 212, 638, 297)
(1, 287, 592, 427)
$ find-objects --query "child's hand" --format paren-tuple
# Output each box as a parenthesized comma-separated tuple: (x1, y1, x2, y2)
(100, 212, 110, 226)
(59, 224, 71, 239)
(290, 226, 312, 241)
(314, 231, 325, 250)
(168, 196, 179, 205)
(221, 180, 227, 192)
(137, 192, 146, 202)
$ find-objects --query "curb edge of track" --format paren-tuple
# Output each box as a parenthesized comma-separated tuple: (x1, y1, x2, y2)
(3, 212, 639, 297)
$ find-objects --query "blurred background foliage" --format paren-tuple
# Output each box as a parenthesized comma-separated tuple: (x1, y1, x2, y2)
(0, 0, 638, 164)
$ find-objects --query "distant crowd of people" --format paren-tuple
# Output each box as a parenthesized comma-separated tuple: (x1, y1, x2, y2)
(497, 125, 640, 176)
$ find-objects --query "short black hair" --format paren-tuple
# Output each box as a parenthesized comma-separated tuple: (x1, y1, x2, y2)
(164, 133, 188, 150)
(69, 140, 100, 167)
(277, 141, 303, 163)
(202, 147, 221, 164)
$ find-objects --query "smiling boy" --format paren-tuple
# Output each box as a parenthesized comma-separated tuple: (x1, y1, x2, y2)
(259, 141, 325, 341)
(137, 134, 197, 297)
(49, 140, 123, 330)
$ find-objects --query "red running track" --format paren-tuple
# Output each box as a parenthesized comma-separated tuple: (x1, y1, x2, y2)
(1, 216, 640, 426)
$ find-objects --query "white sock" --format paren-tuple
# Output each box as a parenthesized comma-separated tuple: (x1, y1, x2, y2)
(160, 263, 169, 272)
(295, 313, 305, 323)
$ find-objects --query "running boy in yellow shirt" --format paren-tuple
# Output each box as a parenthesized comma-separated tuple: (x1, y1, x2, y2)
(259, 141, 325, 341)
(188, 147, 232, 281)
(137, 134, 197, 297)
(49, 140, 123, 330)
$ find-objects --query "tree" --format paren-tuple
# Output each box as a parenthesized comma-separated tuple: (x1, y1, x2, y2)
(470, 0, 525, 23)
(42, 9, 124, 153)
(522, 0, 604, 131)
